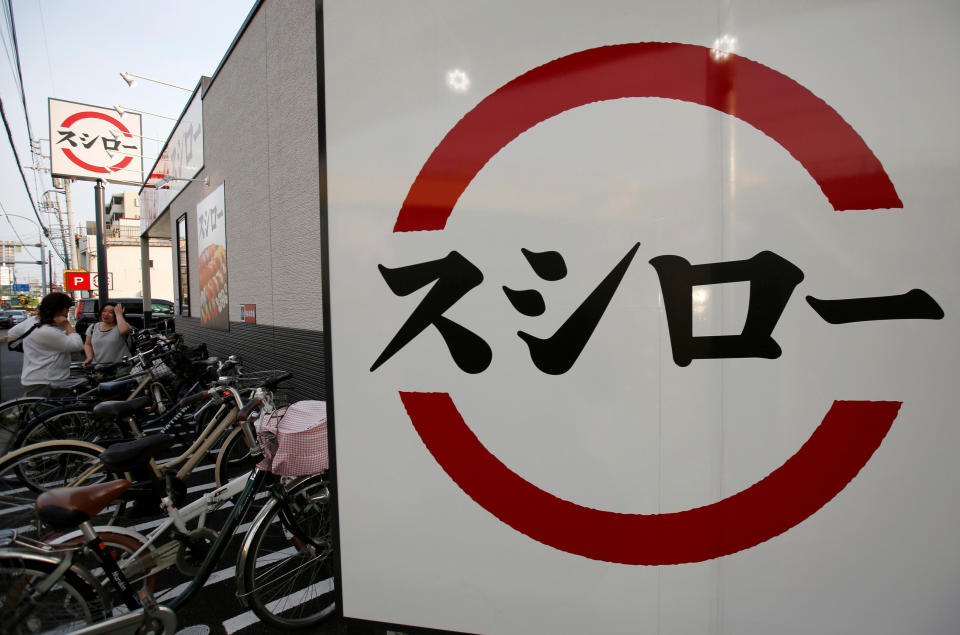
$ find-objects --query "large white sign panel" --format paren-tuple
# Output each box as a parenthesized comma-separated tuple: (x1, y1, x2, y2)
(141, 90, 204, 229)
(48, 98, 143, 185)
(324, 1, 960, 633)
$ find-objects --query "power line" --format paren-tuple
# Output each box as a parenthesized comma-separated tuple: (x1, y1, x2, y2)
(36, 1, 57, 96)
(6, 0, 34, 143)
(0, 199, 34, 252)
(0, 0, 17, 95)
(0, 96, 52, 254)
(0, 13, 16, 89)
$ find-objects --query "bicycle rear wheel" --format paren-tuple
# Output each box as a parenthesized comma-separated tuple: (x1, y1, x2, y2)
(239, 474, 336, 629)
(0, 397, 47, 452)
(0, 441, 113, 537)
(0, 553, 109, 634)
(14, 405, 126, 450)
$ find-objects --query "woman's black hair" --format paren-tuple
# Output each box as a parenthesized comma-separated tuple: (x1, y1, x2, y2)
(37, 292, 74, 325)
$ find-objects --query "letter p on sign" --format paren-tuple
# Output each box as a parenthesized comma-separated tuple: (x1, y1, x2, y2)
(64, 271, 91, 291)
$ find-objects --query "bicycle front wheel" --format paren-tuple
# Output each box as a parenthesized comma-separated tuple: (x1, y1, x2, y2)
(0, 553, 109, 634)
(214, 426, 259, 487)
(239, 474, 336, 629)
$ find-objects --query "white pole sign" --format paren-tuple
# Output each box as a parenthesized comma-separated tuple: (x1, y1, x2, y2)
(48, 98, 143, 185)
(324, 1, 960, 633)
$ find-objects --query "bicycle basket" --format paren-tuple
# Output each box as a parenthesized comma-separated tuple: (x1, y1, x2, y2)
(135, 356, 174, 380)
(257, 400, 328, 476)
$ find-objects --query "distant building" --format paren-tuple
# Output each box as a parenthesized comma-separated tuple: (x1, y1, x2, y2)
(77, 191, 173, 300)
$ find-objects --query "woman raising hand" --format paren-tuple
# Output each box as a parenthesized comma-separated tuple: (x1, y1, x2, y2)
(83, 302, 132, 366)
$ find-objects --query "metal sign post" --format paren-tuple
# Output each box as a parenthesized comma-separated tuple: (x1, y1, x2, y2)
(94, 180, 109, 303)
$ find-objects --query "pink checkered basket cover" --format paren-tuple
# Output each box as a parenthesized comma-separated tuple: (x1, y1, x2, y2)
(256, 400, 328, 476)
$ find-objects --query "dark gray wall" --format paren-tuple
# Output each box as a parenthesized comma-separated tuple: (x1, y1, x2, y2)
(163, 0, 326, 403)
(176, 316, 326, 402)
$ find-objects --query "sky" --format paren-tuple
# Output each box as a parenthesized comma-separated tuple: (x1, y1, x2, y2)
(0, 0, 258, 284)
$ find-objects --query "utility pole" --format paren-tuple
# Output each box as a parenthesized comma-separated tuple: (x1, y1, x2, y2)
(62, 179, 79, 272)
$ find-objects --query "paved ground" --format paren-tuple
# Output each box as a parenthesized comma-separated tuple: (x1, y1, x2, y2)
(0, 332, 396, 635)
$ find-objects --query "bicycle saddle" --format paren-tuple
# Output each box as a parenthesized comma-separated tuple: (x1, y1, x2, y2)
(96, 377, 140, 397)
(93, 396, 152, 417)
(99, 433, 175, 471)
(49, 377, 90, 391)
(35, 479, 132, 530)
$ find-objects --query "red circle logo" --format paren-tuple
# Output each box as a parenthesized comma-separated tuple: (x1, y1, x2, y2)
(58, 111, 135, 174)
(392, 43, 903, 564)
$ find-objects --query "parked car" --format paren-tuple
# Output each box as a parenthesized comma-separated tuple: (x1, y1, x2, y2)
(8, 310, 28, 325)
(74, 298, 175, 339)
(0, 311, 12, 329)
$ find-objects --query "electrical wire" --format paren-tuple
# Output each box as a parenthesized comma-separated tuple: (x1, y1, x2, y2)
(0, 105, 65, 268)
(0, 0, 18, 96)
(6, 0, 33, 143)
(0, 96, 46, 232)
(36, 1, 56, 97)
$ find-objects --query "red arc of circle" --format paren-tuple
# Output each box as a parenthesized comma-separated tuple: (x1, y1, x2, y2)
(401, 393, 900, 564)
(59, 111, 134, 174)
(394, 42, 901, 232)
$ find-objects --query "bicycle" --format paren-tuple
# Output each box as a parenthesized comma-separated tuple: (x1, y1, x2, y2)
(0, 381, 334, 634)
(0, 371, 289, 536)
(0, 362, 137, 452)
(8, 351, 240, 452)
(0, 331, 198, 448)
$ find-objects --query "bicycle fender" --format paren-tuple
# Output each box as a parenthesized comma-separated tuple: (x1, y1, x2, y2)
(234, 493, 279, 608)
(0, 438, 106, 466)
(49, 525, 153, 552)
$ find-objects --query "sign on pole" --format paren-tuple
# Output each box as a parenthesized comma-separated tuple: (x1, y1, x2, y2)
(92, 273, 113, 291)
(63, 270, 90, 291)
(49, 98, 143, 185)
(323, 1, 960, 633)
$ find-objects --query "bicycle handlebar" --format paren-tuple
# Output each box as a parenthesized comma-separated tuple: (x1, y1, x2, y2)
(238, 397, 261, 422)
(262, 372, 293, 390)
(178, 389, 213, 408)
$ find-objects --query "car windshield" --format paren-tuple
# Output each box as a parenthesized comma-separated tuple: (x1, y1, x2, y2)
(151, 302, 173, 314)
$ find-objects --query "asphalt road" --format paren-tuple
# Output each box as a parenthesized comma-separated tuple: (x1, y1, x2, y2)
(0, 334, 373, 635)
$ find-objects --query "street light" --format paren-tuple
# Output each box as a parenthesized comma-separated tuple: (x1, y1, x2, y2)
(0, 212, 48, 296)
(157, 175, 209, 187)
(106, 128, 167, 145)
(120, 71, 192, 92)
(0, 212, 45, 241)
(114, 104, 177, 121)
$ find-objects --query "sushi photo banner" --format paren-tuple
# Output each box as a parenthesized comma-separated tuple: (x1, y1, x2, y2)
(197, 182, 229, 331)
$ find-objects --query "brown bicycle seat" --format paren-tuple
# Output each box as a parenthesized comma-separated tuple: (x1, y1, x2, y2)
(35, 479, 131, 529)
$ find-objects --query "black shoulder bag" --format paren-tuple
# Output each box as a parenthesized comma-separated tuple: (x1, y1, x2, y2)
(7, 323, 40, 353)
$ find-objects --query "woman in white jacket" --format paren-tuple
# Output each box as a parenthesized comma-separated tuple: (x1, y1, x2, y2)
(8, 292, 83, 397)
